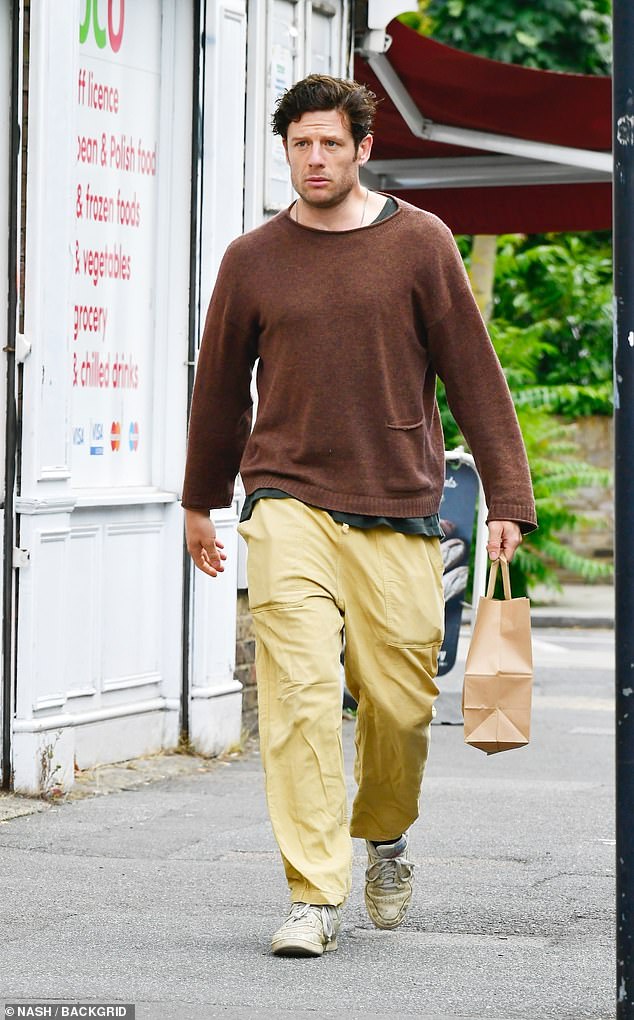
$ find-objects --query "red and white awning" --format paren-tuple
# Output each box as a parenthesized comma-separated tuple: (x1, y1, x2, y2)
(355, 19, 612, 233)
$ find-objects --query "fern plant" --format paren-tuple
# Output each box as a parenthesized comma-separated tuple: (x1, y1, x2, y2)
(512, 407, 612, 593)
(437, 334, 613, 595)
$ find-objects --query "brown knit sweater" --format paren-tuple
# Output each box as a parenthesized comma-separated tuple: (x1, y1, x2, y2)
(182, 198, 536, 531)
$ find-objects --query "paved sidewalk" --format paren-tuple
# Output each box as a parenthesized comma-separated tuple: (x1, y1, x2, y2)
(0, 626, 615, 1020)
(462, 582, 615, 630)
(528, 583, 614, 629)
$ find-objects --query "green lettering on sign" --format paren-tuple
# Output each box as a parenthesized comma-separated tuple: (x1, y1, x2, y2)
(79, 0, 124, 51)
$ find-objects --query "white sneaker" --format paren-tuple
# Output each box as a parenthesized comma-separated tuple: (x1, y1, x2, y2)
(271, 902, 342, 957)
(364, 834, 414, 929)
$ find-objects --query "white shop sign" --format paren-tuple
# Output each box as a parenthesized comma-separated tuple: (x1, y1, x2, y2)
(71, 0, 161, 487)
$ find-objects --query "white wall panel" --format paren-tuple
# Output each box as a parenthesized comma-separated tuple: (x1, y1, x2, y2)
(192, 509, 239, 692)
(32, 528, 69, 709)
(102, 520, 163, 686)
(190, 506, 241, 756)
(66, 525, 100, 698)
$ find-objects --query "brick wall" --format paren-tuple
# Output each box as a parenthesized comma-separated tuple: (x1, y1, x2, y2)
(561, 415, 613, 569)
(236, 591, 257, 732)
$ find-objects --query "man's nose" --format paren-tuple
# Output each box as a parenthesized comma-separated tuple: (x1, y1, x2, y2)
(308, 143, 326, 164)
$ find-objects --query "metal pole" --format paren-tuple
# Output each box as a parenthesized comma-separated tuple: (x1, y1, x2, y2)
(613, 0, 634, 1013)
(181, 0, 205, 745)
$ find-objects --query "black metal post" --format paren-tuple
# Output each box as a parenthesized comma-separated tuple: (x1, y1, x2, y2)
(614, 1, 634, 1014)
(181, 0, 205, 744)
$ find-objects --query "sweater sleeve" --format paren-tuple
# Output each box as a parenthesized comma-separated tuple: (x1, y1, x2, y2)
(182, 245, 259, 511)
(424, 229, 537, 533)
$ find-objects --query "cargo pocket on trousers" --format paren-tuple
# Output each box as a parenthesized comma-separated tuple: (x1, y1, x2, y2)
(237, 499, 307, 613)
(380, 536, 444, 648)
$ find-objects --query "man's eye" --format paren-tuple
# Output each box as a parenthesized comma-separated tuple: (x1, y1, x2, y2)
(325, 140, 338, 147)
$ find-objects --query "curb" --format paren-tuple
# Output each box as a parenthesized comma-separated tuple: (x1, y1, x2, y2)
(462, 611, 614, 630)
(530, 614, 614, 630)
(0, 743, 258, 824)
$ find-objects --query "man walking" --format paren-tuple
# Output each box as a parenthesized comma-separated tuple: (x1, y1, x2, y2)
(182, 74, 536, 957)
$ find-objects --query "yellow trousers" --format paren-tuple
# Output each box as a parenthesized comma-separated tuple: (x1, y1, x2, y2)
(237, 498, 444, 906)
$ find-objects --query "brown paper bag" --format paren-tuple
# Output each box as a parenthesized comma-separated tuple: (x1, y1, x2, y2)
(462, 555, 533, 755)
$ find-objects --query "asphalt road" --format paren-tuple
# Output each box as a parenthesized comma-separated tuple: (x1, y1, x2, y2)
(0, 629, 615, 1020)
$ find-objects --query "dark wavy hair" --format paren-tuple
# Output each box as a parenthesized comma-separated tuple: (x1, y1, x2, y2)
(272, 75, 377, 152)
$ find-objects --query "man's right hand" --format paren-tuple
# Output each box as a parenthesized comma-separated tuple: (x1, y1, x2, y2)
(185, 508, 227, 577)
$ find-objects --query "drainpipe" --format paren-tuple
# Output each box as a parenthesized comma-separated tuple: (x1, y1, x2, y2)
(181, 0, 205, 744)
(2, 0, 21, 791)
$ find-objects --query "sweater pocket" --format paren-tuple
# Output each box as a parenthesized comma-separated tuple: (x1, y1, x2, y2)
(386, 416, 424, 431)
(382, 414, 435, 497)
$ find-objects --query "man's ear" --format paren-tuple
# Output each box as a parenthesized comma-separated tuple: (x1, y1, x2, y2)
(282, 137, 289, 165)
(356, 133, 374, 167)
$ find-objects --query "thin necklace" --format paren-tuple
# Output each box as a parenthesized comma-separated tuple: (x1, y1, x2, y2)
(295, 189, 370, 229)
(359, 187, 369, 226)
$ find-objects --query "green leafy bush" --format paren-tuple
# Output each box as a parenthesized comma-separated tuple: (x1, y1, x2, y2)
(492, 233, 613, 414)
(512, 409, 612, 592)
(402, 0, 611, 74)
(439, 236, 613, 593)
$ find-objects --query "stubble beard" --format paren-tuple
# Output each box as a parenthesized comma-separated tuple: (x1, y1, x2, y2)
(292, 165, 359, 210)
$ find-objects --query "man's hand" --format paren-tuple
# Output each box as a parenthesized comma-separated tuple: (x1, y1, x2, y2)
(487, 520, 522, 563)
(185, 509, 227, 577)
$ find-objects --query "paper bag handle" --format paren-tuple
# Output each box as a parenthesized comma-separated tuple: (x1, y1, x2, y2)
(486, 554, 512, 600)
